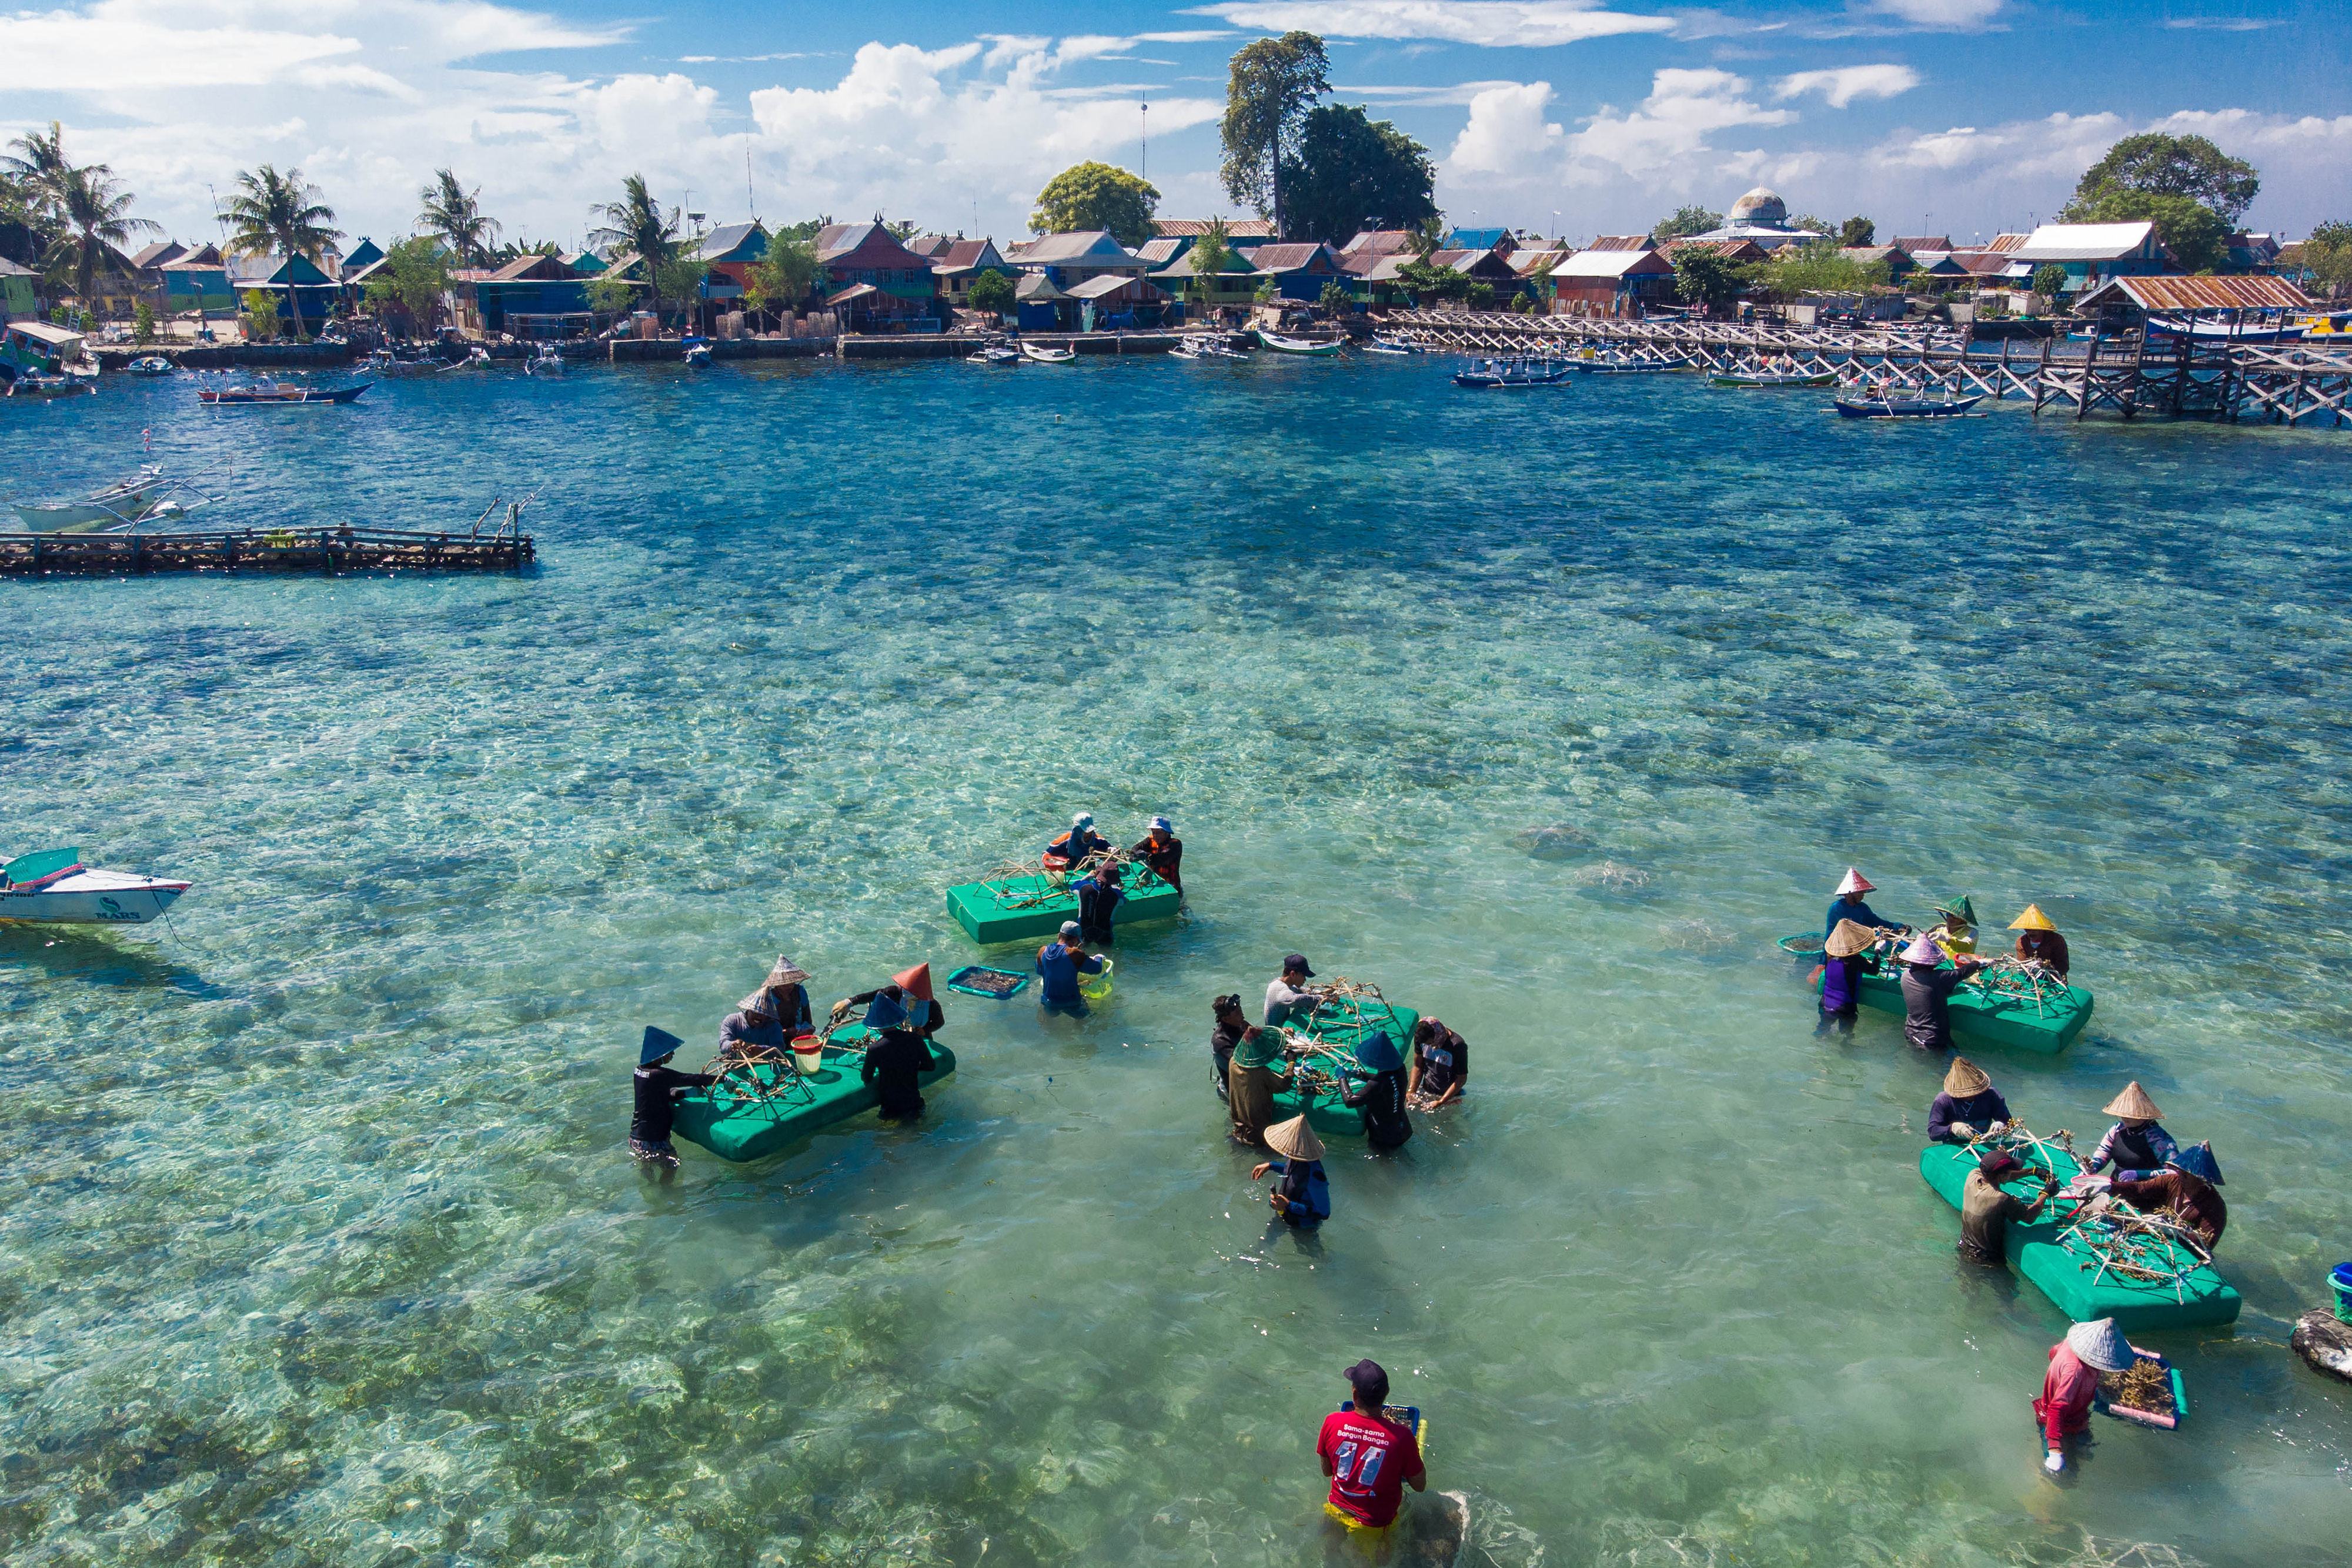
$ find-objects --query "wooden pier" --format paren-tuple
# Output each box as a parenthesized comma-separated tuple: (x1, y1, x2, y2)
(0, 526, 535, 577)
(1385, 310, 2352, 427)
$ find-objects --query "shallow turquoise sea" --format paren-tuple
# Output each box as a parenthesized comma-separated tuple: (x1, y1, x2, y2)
(2, 355, 2348, 1567)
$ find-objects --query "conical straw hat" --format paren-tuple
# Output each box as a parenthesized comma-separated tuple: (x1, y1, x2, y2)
(764, 954, 810, 987)
(1900, 931, 1945, 965)
(892, 962, 934, 1001)
(1835, 867, 1875, 895)
(1824, 918, 1876, 958)
(1265, 1114, 1325, 1161)
(2009, 904, 2057, 932)
(1943, 1057, 1991, 1096)
(2102, 1081, 2162, 1121)
(2065, 1318, 2132, 1373)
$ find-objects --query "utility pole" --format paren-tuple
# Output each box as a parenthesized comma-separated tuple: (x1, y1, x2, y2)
(747, 147, 756, 222)
(1142, 101, 1149, 180)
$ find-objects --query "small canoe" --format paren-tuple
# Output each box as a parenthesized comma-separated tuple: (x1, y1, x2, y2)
(670, 1028, 957, 1162)
(198, 382, 370, 404)
(1919, 1142, 2239, 1330)
(1020, 343, 1077, 364)
(0, 847, 191, 925)
(1578, 356, 1690, 375)
(946, 870, 1178, 945)
(1833, 393, 1982, 419)
(1255, 329, 1341, 356)
(1453, 359, 1572, 388)
(1271, 998, 1421, 1138)
(126, 357, 175, 376)
(1712, 370, 1837, 388)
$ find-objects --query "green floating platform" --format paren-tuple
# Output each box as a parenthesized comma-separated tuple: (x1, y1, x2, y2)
(1919, 1142, 2240, 1332)
(947, 871, 1178, 945)
(1270, 1000, 1422, 1139)
(670, 1027, 957, 1163)
(1786, 936, 2093, 1054)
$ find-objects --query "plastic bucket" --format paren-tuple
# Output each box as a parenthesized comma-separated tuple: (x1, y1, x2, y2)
(1078, 957, 1114, 1002)
(793, 1035, 823, 1075)
(2330, 1262, 2352, 1324)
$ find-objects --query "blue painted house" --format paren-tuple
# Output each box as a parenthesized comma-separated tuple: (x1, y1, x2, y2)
(468, 253, 591, 336)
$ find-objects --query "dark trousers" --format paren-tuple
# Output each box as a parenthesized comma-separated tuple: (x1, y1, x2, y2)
(1816, 1003, 1857, 1037)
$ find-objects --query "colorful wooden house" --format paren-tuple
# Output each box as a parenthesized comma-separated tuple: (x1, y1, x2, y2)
(932, 238, 1011, 309)
(1549, 247, 1675, 309)
(1248, 242, 1349, 302)
(228, 251, 341, 330)
(815, 222, 941, 319)
(1008, 231, 1148, 291)
(469, 252, 592, 336)
(0, 256, 40, 320)
(693, 222, 770, 309)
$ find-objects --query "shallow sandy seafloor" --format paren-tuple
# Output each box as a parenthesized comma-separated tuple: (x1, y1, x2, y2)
(1, 357, 2347, 1566)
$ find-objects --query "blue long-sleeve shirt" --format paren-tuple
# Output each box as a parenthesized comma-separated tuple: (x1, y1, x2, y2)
(1035, 940, 1104, 1003)
(1267, 1158, 1330, 1226)
(1826, 896, 1903, 941)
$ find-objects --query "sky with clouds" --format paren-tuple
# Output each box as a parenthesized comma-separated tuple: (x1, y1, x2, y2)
(4, 0, 2346, 254)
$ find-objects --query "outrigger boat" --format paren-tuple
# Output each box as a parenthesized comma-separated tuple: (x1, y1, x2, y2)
(0, 848, 192, 926)
(1020, 342, 1077, 364)
(1577, 352, 1690, 375)
(525, 343, 567, 375)
(126, 356, 175, 376)
(1254, 327, 1341, 355)
(9, 461, 223, 533)
(1833, 392, 1983, 419)
(965, 343, 1021, 365)
(1712, 367, 1838, 388)
(1452, 356, 1572, 388)
(1363, 336, 1419, 355)
(5, 373, 95, 399)
(198, 380, 370, 405)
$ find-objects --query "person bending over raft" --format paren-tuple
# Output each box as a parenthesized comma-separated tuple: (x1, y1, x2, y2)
(1406, 1018, 1468, 1110)
(1265, 954, 1325, 1027)
(1957, 1149, 2056, 1267)
(1899, 930, 1990, 1052)
(1927, 895, 1978, 955)
(719, 954, 814, 1058)
(1043, 811, 1111, 872)
(1342, 1031, 1413, 1149)
(1075, 858, 1124, 946)
(2010, 904, 2071, 978)
(1930, 1057, 2013, 1144)
(2086, 1082, 2177, 1179)
(1818, 920, 1883, 1037)
(2037, 1318, 2133, 1475)
(1318, 1359, 1426, 1536)
(1252, 1114, 1331, 1228)
(1035, 921, 1105, 1014)
(1210, 994, 1248, 1099)
(1130, 815, 1182, 898)
(1228, 1025, 1289, 1146)
(2113, 1142, 2227, 1249)
(1825, 867, 1905, 942)
(632, 1027, 716, 1171)
(850, 966, 940, 1121)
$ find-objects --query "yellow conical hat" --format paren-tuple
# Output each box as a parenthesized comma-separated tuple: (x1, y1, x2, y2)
(2009, 904, 2057, 932)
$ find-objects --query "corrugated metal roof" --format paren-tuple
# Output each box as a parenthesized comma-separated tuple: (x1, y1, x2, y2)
(2083, 274, 2314, 311)
(1153, 218, 1275, 238)
(1250, 242, 1337, 272)
(1587, 235, 1650, 252)
(1018, 230, 1136, 263)
(1983, 232, 2030, 253)
(2013, 222, 2156, 261)
(1556, 249, 1665, 279)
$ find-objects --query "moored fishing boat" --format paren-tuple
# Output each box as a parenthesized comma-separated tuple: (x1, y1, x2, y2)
(9, 460, 221, 533)
(126, 356, 175, 376)
(198, 380, 370, 405)
(668, 1024, 957, 1161)
(1452, 356, 1572, 389)
(1365, 336, 1420, 355)
(683, 340, 713, 367)
(5, 371, 94, 399)
(1020, 342, 1077, 364)
(1833, 392, 1984, 419)
(1577, 353, 1690, 375)
(0, 847, 192, 925)
(1712, 369, 1838, 388)
(1919, 1138, 2239, 1330)
(965, 343, 1020, 365)
(1254, 327, 1341, 356)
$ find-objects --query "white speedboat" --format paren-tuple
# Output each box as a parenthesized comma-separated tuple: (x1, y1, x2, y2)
(1020, 342, 1077, 364)
(965, 345, 1020, 365)
(0, 848, 191, 926)
(1254, 328, 1341, 356)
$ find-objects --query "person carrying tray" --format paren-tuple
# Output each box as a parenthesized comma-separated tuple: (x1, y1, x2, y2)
(2036, 1319, 2133, 1475)
(1825, 867, 1905, 942)
(1035, 921, 1105, 1015)
(1899, 930, 1990, 1052)
(1042, 811, 1111, 872)
(1956, 1149, 2056, 1266)
(1929, 1057, 2013, 1144)
(1317, 1359, 1426, 1535)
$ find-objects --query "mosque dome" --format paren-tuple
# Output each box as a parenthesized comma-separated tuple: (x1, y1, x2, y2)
(1729, 187, 1788, 226)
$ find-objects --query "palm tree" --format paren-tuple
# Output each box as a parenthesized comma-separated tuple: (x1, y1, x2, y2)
(587, 173, 679, 326)
(222, 165, 342, 340)
(2, 122, 70, 209)
(43, 162, 158, 320)
(417, 169, 501, 268)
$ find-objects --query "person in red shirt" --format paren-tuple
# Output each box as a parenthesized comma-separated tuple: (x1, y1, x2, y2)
(2035, 1318, 2131, 1474)
(1317, 1359, 1426, 1533)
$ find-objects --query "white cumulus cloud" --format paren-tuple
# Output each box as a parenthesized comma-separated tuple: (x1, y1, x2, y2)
(1184, 1, 1673, 48)
(1569, 68, 1797, 176)
(1777, 64, 1921, 109)
(1872, 0, 2004, 26)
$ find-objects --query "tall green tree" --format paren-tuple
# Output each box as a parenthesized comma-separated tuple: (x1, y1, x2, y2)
(363, 235, 452, 332)
(2301, 220, 2352, 300)
(43, 161, 158, 315)
(746, 231, 821, 313)
(967, 268, 1015, 316)
(1671, 248, 1752, 313)
(1277, 103, 1436, 245)
(1838, 216, 1876, 246)
(2069, 133, 2259, 224)
(2066, 185, 2232, 273)
(1029, 162, 1160, 247)
(3, 122, 70, 224)
(1220, 32, 1330, 238)
(587, 174, 680, 325)
(1188, 216, 1234, 304)
(417, 169, 502, 268)
(222, 164, 342, 339)
(1652, 204, 1722, 242)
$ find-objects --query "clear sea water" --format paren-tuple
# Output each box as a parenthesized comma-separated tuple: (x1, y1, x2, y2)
(2, 355, 2348, 1567)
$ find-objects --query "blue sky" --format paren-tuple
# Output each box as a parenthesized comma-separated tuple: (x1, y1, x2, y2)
(4, 0, 2346, 253)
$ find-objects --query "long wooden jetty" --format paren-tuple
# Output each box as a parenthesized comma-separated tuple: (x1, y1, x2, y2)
(0, 526, 534, 577)
(1386, 310, 2352, 426)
